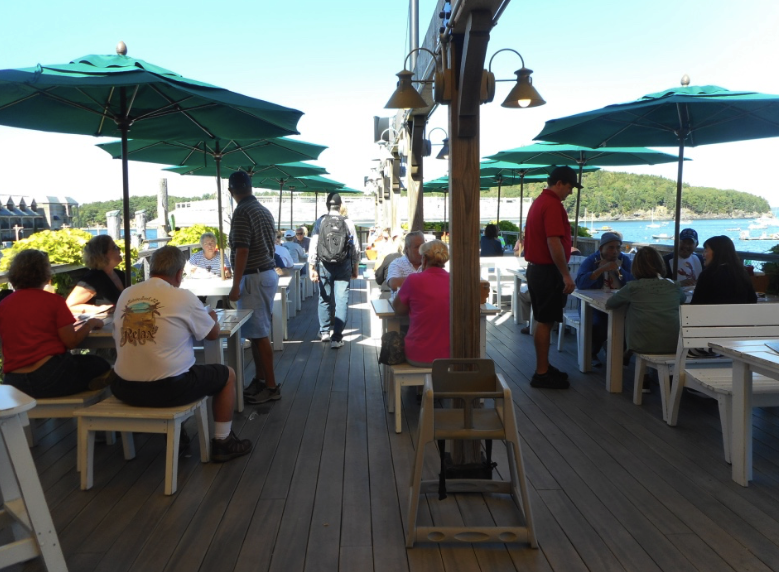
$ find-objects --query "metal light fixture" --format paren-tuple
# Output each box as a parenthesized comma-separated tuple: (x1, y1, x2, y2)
(483, 48, 545, 108)
(385, 47, 449, 110)
(424, 127, 450, 160)
(436, 138, 449, 160)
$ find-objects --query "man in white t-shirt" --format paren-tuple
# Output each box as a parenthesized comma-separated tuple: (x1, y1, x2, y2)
(663, 228, 704, 286)
(386, 230, 425, 299)
(110, 246, 251, 463)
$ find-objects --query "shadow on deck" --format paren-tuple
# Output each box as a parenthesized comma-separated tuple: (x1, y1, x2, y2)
(13, 277, 779, 572)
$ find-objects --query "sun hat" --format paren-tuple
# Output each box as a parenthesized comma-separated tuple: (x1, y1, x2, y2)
(599, 231, 622, 248)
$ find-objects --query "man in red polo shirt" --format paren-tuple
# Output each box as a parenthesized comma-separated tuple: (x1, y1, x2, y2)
(524, 166, 580, 389)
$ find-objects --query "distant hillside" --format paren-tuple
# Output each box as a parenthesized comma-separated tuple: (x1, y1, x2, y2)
(481, 170, 771, 219)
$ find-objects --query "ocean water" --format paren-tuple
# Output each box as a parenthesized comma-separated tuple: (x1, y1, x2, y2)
(582, 213, 779, 256)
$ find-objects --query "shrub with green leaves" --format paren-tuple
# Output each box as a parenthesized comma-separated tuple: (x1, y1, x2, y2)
(0, 229, 139, 294)
(168, 225, 224, 250)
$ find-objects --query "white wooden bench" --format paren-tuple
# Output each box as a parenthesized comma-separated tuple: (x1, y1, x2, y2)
(22, 387, 114, 448)
(387, 363, 432, 434)
(666, 304, 779, 463)
(632, 350, 731, 421)
(75, 396, 210, 495)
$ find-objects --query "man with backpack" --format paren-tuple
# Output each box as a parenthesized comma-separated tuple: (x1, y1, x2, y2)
(308, 193, 360, 349)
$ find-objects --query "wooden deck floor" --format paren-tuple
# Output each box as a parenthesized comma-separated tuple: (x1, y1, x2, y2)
(10, 278, 779, 572)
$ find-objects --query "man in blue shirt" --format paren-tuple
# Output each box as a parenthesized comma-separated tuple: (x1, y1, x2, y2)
(575, 232, 634, 365)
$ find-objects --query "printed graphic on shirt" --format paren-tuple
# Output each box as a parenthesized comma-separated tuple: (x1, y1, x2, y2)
(119, 298, 161, 347)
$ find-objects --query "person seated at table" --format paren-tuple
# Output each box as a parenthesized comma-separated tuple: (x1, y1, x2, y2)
(187, 231, 231, 278)
(691, 235, 757, 305)
(109, 246, 251, 463)
(374, 228, 402, 269)
(393, 240, 451, 366)
(274, 231, 295, 276)
(293, 226, 311, 253)
(66, 234, 125, 315)
(575, 232, 634, 365)
(664, 228, 704, 286)
(606, 247, 687, 390)
(386, 230, 425, 298)
(0, 249, 110, 398)
(480, 224, 504, 257)
(281, 229, 306, 263)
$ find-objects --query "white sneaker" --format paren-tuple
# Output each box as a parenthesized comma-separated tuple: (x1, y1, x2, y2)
(320, 332, 331, 342)
(330, 339, 345, 349)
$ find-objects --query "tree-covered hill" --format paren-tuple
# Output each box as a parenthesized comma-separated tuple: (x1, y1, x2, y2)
(481, 170, 770, 218)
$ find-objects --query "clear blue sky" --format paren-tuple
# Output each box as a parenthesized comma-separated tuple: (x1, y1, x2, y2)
(2, 1, 779, 207)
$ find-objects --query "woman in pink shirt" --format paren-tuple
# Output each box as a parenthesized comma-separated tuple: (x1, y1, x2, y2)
(394, 240, 450, 366)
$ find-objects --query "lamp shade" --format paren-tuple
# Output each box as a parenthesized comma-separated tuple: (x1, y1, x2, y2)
(436, 138, 449, 160)
(385, 70, 429, 109)
(502, 68, 545, 108)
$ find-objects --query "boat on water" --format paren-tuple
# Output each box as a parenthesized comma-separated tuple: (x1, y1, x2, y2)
(726, 227, 742, 231)
(590, 225, 614, 234)
(652, 233, 673, 240)
(647, 208, 661, 229)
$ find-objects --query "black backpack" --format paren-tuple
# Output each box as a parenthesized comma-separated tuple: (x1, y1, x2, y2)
(316, 214, 351, 264)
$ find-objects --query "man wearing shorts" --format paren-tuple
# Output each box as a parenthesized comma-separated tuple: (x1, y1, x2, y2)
(227, 170, 281, 405)
(524, 166, 580, 389)
(111, 246, 251, 462)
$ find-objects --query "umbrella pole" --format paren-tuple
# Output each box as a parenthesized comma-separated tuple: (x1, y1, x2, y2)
(215, 147, 226, 280)
(120, 88, 132, 288)
(290, 190, 294, 229)
(496, 178, 502, 225)
(573, 164, 583, 249)
(519, 174, 525, 241)
(278, 181, 283, 231)
(672, 140, 686, 278)
(315, 191, 319, 220)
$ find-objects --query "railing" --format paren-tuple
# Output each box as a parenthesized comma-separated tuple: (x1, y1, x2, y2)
(0, 243, 200, 285)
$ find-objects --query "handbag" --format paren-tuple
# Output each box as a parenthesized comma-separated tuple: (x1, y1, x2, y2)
(379, 330, 406, 365)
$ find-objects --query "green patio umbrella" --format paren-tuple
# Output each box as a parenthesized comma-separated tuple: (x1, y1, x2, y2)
(535, 81, 779, 273)
(486, 142, 682, 246)
(95, 137, 326, 280)
(480, 160, 600, 229)
(0, 46, 302, 284)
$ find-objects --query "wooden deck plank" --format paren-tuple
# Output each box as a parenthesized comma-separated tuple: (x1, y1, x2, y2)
(16, 286, 779, 572)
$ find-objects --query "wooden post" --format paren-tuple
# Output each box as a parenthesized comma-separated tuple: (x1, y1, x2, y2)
(157, 179, 169, 239)
(407, 114, 426, 232)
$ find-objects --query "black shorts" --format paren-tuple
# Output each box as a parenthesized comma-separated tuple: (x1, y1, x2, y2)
(526, 264, 567, 324)
(110, 364, 229, 408)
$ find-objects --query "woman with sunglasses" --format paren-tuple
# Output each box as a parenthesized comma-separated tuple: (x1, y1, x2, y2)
(66, 234, 125, 315)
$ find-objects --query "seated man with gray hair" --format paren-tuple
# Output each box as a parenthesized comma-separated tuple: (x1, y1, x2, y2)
(110, 246, 251, 463)
(187, 231, 231, 277)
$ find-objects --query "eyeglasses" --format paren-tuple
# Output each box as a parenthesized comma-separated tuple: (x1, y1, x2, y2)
(295, 233, 303, 236)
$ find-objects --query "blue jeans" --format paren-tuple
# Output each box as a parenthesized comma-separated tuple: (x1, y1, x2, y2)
(317, 261, 351, 341)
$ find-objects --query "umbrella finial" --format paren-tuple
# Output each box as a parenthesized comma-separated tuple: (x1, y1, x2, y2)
(681, 74, 690, 87)
(116, 41, 127, 56)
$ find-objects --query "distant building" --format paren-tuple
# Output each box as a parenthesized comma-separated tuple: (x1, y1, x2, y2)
(0, 195, 77, 243)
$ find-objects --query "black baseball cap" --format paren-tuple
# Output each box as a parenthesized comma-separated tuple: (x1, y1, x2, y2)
(228, 171, 252, 193)
(326, 192, 342, 206)
(548, 166, 582, 189)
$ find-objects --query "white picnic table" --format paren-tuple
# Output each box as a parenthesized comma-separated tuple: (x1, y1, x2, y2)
(708, 338, 779, 486)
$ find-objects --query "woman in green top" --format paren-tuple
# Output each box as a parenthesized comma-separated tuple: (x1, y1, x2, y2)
(606, 246, 687, 355)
